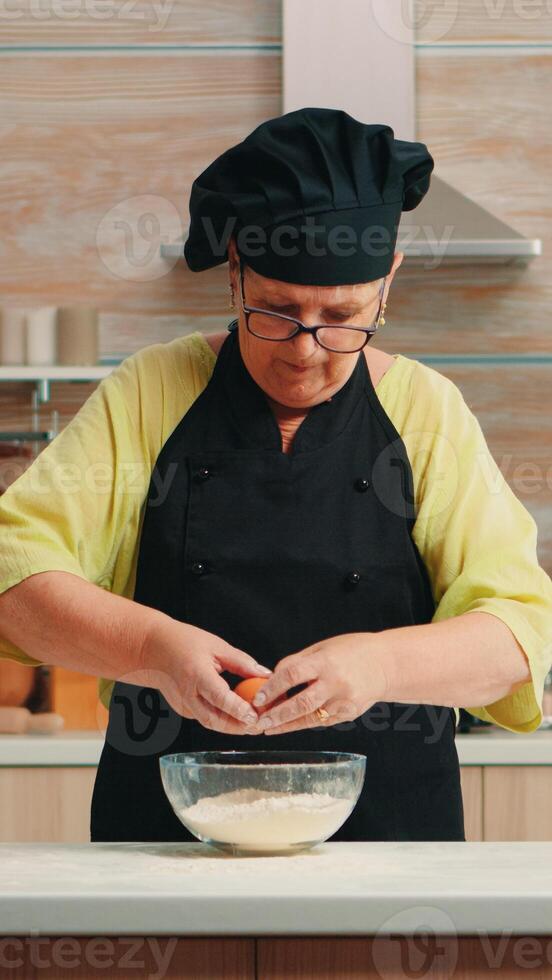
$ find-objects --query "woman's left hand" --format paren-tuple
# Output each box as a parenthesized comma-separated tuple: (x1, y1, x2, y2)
(247, 633, 389, 735)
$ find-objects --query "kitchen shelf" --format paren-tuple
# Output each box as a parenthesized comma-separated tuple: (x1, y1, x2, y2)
(0, 431, 54, 443)
(0, 354, 550, 407)
(0, 365, 114, 404)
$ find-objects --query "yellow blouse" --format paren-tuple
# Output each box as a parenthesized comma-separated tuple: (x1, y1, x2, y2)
(0, 332, 551, 732)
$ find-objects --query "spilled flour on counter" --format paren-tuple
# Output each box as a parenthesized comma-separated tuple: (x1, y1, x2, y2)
(179, 788, 352, 851)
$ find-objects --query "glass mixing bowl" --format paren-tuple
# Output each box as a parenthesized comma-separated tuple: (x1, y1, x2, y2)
(159, 750, 366, 856)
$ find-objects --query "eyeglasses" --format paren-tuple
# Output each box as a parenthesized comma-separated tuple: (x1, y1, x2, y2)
(236, 259, 387, 354)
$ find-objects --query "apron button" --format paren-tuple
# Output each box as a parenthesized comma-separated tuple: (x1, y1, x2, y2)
(197, 467, 212, 480)
(354, 477, 370, 492)
(191, 561, 209, 576)
(345, 570, 361, 585)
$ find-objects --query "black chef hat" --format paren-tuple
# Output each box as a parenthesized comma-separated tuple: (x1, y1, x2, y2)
(184, 107, 434, 286)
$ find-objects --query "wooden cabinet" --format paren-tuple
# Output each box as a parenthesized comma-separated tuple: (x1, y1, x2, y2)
(8, 936, 552, 979)
(0, 767, 96, 842)
(460, 766, 483, 841)
(462, 766, 552, 841)
(484, 767, 552, 841)
(0, 764, 550, 843)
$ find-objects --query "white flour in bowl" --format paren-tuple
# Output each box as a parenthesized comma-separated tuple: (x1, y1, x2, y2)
(178, 787, 352, 852)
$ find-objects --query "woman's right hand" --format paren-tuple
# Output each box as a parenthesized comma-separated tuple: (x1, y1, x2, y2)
(135, 614, 271, 735)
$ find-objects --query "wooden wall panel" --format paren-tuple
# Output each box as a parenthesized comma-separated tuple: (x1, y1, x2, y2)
(1, 0, 281, 45)
(415, 0, 552, 43)
(378, 51, 552, 356)
(438, 365, 552, 572)
(0, 52, 281, 332)
(410, 47, 552, 575)
(417, 53, 552, 242)
(379, 263, 552, 355)
(1, 51, 550, 357)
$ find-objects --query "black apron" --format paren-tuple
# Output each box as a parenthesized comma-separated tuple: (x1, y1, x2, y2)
(90, 327, 464, 843)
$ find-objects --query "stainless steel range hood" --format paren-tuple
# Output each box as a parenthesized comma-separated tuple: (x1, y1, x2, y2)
(396, 175, 541, 266)
(161, 175, 540, 268)
(281, 0, 541, 267)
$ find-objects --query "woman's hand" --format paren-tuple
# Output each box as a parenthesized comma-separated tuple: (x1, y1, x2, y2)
(137, 615, 272, 735)
(246, 633, 389, 735)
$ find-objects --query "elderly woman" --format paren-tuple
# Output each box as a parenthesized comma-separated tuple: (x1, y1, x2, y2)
(0, 108, 551, 844)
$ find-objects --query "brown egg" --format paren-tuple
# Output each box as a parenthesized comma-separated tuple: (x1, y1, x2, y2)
(234, 677, 287, 713)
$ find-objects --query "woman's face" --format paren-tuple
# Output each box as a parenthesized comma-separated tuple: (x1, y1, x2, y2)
(228, 242, 403, 411)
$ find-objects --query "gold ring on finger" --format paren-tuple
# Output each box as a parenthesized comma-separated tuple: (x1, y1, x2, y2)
(315, 706, 331, 723)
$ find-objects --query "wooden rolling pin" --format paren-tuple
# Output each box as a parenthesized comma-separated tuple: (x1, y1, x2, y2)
(0, 707, 64, 735)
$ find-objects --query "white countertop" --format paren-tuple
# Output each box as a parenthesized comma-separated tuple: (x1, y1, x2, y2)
(1, 729, 552, 766)
(456, 729, 552, 765)
(0, 730, 104, 766)
(1, 841, 551, 936)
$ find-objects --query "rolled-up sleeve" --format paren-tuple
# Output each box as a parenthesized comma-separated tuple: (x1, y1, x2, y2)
(407, 365, 552, 733)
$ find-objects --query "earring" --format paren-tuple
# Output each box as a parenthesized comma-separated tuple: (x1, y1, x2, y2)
(229, 289, 236, 310)
(379, 302, 387, 327)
